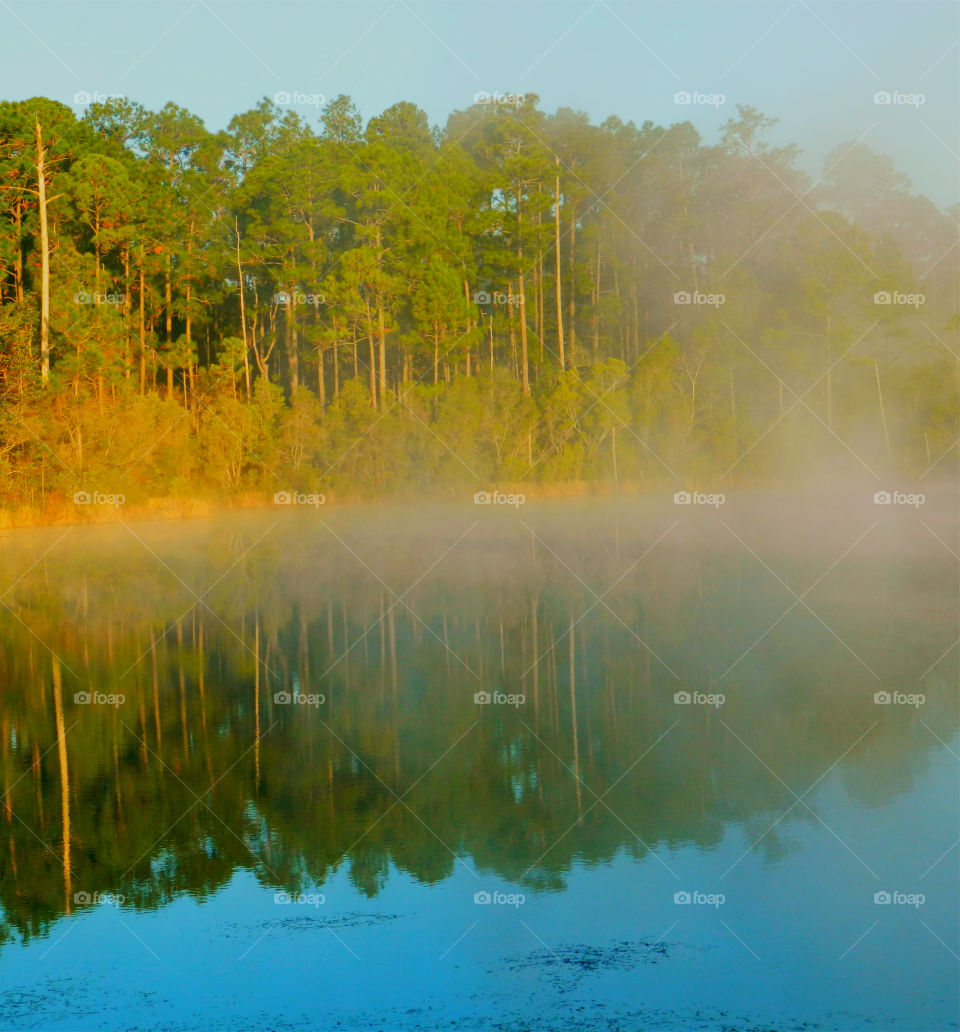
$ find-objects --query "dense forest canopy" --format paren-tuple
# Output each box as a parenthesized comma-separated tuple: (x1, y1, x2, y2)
(0, 93, 957, 516)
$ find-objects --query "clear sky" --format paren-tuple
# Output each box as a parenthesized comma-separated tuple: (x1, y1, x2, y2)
(2, 0, 958, 208)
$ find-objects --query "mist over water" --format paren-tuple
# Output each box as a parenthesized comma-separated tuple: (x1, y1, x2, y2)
(0, 494, 956, 1030)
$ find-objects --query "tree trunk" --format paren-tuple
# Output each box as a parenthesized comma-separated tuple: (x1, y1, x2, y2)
(122, 246, 131, 379)
(366, 299, 377, 408)
(508, 281, 518, 381)
(35, 120, 50, 385)
(516, 187, 530, 396)
(518, 266, 530, 395)
(165, 260, 172, 341)
(433, 320, 439, 384)
(554, 164, 565, 370)
(286, 286, 298, 390)
(332, 319, 341, 400)
(235, 218, 251, 399)
(535, 182, 543, 349)
(377, 299, 387, 406)
(138, 265, 146, 394)
(568, 204, 576, 359)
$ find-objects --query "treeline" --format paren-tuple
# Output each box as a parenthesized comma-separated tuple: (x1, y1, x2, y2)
(0, 94, 958, 512)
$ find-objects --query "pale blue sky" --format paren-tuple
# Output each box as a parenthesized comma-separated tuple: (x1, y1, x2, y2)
(2, 0, 958, 207)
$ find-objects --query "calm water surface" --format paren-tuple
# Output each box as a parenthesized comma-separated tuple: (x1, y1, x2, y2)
(0, 496, 956, 1030)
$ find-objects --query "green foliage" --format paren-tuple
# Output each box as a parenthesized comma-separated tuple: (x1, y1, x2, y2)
(0, 93, 957, 514)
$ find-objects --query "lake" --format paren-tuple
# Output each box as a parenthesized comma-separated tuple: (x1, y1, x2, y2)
(0, 495, 956, 1031)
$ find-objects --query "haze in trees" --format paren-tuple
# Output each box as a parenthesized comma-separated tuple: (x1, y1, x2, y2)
(0, 93, 956, 519)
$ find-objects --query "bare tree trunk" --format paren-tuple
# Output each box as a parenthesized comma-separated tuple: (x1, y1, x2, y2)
(185, 223, 194, 400)
(235, 217, 251, 399)
(568, 204, 576, 359)
(366, 299, 377, 409)
(165, 261, 172, 341)
(165, 258, 174, 399)
(139, 266, 146, 394)
(535, 182, 543, 348)
(332, 316, 341, 400)
(122, 246, 131, 380)
(518, 265, 529, 395)
(554, 164, 565, 370)
(508, 281, 518, 380)
(35, 120, 50, 385)
(433, 320, 439, 384)
(516, 187, 530, 396)
(377, 299, 387, 405)
(286, 287, 298, 390)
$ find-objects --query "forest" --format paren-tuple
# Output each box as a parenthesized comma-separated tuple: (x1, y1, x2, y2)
(0, 93, 957, 519)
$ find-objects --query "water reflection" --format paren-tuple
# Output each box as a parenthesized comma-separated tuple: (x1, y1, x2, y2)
(0, 500, 955, 952)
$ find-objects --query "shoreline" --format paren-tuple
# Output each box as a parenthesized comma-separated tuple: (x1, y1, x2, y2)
(0, 475, 950, 536)
(0, 480, 629, 532)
